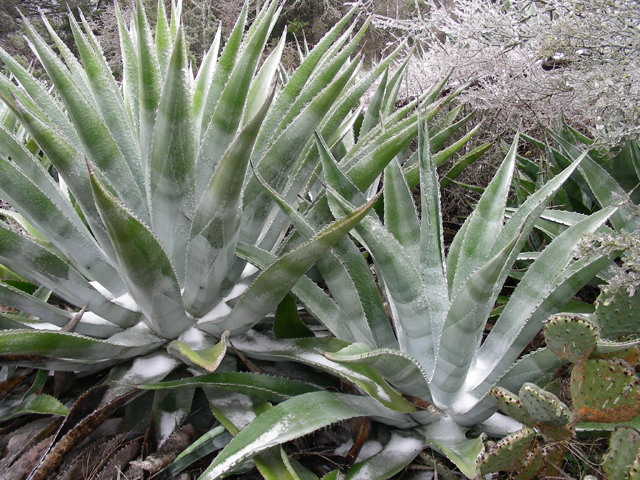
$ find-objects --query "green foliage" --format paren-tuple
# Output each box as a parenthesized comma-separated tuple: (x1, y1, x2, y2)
(596, 285, 640, 340)
(484, 313, 640, 478)
(202, 118, 617, 478)
(603, 427, 640, 480)
(0, 0, 439, 475)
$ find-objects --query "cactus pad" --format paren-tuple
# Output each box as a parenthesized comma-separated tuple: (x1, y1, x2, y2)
(519, 383, 573, 428)
(594, 345, 640, 366)
(488, 387, 531, 425)
(595, 288, 640, 340)
(517, 447, 545, 480)
(543, 315, 599, 364)
(571, 358, 640, 423)
(479, 427, 537, 475)
(603, 427, 640, 480)
(632, 454, 640, 480)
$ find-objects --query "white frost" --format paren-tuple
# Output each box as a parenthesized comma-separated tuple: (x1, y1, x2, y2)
(179, 326, 208, 349)
(240, 264, 259, 279)
(23, 321, 60, 330)
(334, 440, 383, 463)
(224, 282, 248, 302)
(128, 355, 179, 379)
(113, 292, 141, 312)
(197, 301, 232, 324)
(89, 281, 116, 300)
(476, 412, 522, 436)
(80, 311, 115, 325)
(89, 281, 141, 312)
(158, 409, 185, 446)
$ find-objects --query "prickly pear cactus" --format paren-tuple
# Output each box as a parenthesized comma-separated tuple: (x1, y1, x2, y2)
(571, 358, 640, 423)
(488, 387, 532, 425)
(479, 427, 538, 477)
(603, 427, 640, 480)
(519, 383, 573, 428)
(595, 288, 640, 340)
(543, 315, 598, 364)
(593, 345, 640, 366)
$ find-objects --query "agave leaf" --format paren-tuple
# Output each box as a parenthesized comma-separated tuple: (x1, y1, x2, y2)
(240, 56, 362, 251)
(459, 347, 567, 426)
(322, 345, 433, 401)
(431, 231, 522, 410)
(149, 25, 196, 282)
(0, 392, 68, 421)
(474, 253, 613, 404)
(344, 118, 419, 191)
(90, 168, 193, 338)
(244, 27, 286, 125)
(36, 13, 91, 96)
(204, 174, 378, 336)
(192, 23, 221, 136)
(495, 152, 585, 256)
(183, 88, 275, 317)
(105, 351, 180, 401)
(199, 392, 414, 480)
(0, 49, 80, 149)
(155, 0, 173, 75)
(253, 4, 358, 155)
(140, 371, 322, 402)
(317, 43, 405, 156)
(0, 128, 70, 224)
(431, 122, 483, 169)
(474, 207, 616, 394)
(273, 295, 314, 339)
(430, 111, 475, 153)
(152, 425, 232, 480)
(152, 386, 195, 446)
(0, 223, 140, 327)
(360, 68, 388, 139)
(384, 157, 421, 264)
(382, 54, 412, 116)
(248, 148, 390, 347)
(24, 17, 149, 222)
(68, 12, 142, 188)
(0, 157, 124, 295)
(0, 282, 121, 338)
(236, 241, 353, 342)
(421, 424, 484, 479)
(440, 143, 492, 189)
(418, 118, 448, 354)
(254, 446, 305, 480)
(8, 94, 118, 263)
(276, 19, 368, 143)
(447, 135, 518, 295)
(553, 132, 640, 232)
(115, 2, 140, 133)
(321, 163, 433, 372)
(197, 0, 278, 197)
(167, 331, 229, 372)
(197, 3, 247, 143)
(231, 331, 416, 413)
(0, 329, 163, 360)
(344, 430, 426, 480)
(135, 0, 163, 174)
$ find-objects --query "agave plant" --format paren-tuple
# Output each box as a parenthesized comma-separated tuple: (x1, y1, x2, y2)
(514, 125, 640, 307)
(0, 0, 490, 476)
(171, 120, 620, 479)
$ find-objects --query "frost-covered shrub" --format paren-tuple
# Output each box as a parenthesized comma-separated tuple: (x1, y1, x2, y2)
(365, 0, 640, 147)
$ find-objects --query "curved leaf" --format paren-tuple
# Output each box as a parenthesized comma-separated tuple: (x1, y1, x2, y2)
(199, 392, 413, 480)
(90, 169, 192, 338)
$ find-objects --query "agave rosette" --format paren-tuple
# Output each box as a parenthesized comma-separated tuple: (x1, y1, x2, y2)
(195, 120, 619, 479)
(0, 0, 425, 401)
